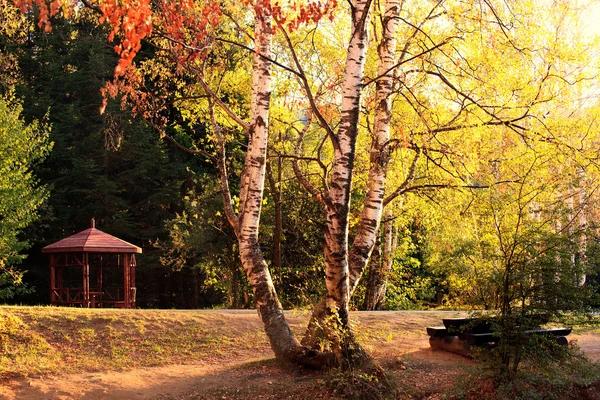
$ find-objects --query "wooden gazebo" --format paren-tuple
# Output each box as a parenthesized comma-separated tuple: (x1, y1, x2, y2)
(42, 219, 141, 308)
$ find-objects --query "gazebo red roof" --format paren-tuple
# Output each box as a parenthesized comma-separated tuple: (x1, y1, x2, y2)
(42, 222, 142, 254)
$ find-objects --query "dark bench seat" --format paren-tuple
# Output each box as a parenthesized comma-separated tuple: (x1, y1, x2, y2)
(426, 326, 448, 337)
(427, 317, 571, 354)
(443, 317, 493, 334)
(523, 327, 572, 336)
(463, 327, 571, 346)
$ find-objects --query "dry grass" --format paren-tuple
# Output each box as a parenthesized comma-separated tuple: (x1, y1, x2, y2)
(0, 306, 271, 378)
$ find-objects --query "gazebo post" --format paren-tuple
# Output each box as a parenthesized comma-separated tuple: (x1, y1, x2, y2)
(131, 255, 136, 308)
(123, 254, 130, 308)
(50, 254, 56, 304)
(98, 259, 103, 308)
(83, 252, 90, 308)
(57, 255, 63, 301)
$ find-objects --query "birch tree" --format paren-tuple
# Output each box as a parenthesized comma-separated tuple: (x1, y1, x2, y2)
(363, 208, 398, 310)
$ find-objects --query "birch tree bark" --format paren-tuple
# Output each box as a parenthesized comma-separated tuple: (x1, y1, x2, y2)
(266, 161, 283, 281)
(380, 213, 398, 302)
(321, 0, 372, 323)
(363, 208, 397, 310)
(290, 0, 383, 367)
(233, 11, 300, 361)
(347, 0, 401, 296)
(363, 234, 383, 310)
(211, 10, 332, 369)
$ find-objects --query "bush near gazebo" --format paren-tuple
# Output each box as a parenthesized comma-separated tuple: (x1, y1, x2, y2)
(0, 94, 51, 299)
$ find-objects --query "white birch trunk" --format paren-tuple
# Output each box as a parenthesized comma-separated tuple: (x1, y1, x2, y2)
(378, 209, 395, 303)
(234, 12, 299, 361)
(348, 0, 401, 295)
(363, 234, 383, 310)
(323, 0, 372, 321)
(363, 208, 396, 309)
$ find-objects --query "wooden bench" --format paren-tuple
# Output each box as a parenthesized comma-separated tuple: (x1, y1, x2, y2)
(426, 317, 571, 355)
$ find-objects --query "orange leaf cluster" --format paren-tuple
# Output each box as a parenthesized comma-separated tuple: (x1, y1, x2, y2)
(13, 0, 152, 77)
(100, 66, 165, 120)
(14, 0, 338, 119)
(271, 0, 338, 32)
(98, 0, 153, 77)
(155, 0, 222, 64)
(14, 0, 73, 32)
(240, 0, 338, 33)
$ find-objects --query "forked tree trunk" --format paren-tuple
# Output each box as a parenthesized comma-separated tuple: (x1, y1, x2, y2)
(321, 0, 371, 332)
(297, 0, 377, 368)
(300, 0, 406, 367)
(216, 1, 387, 371)
(211, 11, 333, 369)
(348, 0, 401, 295)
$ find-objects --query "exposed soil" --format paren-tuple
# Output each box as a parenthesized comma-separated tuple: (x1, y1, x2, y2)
(0, 310, 598, 400)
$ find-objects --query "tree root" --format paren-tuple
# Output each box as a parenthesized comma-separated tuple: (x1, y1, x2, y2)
(297, 301, 384, 377)
(284, 345, 336, 369)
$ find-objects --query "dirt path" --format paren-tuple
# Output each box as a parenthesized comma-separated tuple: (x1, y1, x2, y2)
(573, 333, 600, 361)
(1, 342, 597, 400)
(2, 363, 217, 400)
(1, 338, 459, 400)
(0, 360, 280, 400)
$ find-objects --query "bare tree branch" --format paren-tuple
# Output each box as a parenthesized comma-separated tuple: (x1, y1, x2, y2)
(383, 146, 421, 206)
(292, 114, 333, 208)
(220, 9, 254, 42)
(279, 24, 339, 152)
(144, 119, 216, 161)
(161, 132, 215, 160)
(195, 73, 251, 132)
(363, 37, 455, 87)
(215, 36, 302, 78)
(203, 79, 240, 234)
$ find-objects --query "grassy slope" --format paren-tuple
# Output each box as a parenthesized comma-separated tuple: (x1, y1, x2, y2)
(1, 307, 268, 378)
(0, 306, 453, 380)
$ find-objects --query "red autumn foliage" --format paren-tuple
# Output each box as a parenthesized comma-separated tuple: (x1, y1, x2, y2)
(14, 0, 339, 114)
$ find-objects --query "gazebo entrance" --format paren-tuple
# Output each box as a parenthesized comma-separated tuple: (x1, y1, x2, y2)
(42, 219, 141, 308)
